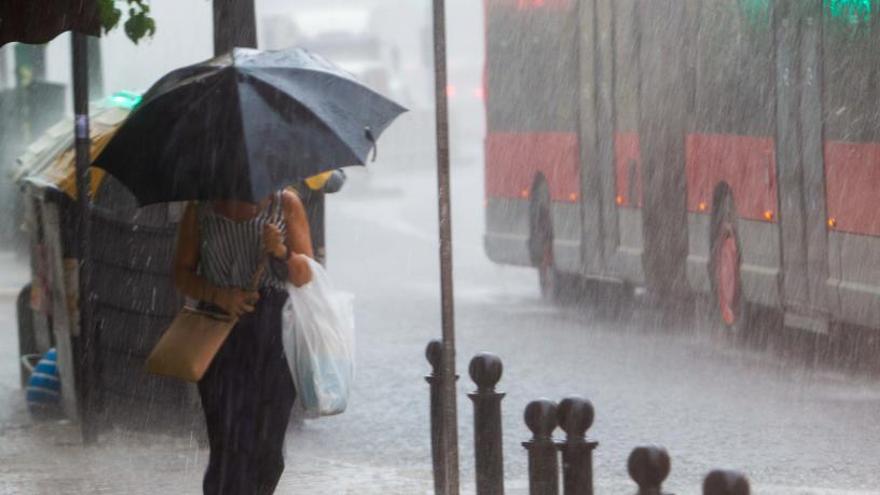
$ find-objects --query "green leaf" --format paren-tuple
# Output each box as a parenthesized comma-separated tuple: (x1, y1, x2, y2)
(97, 0, 122, 33)
(100, 0, 157, 44)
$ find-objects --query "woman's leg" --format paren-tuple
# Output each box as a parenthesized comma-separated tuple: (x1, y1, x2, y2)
(253, 358, 296, 494)
(199, 289, 295, 495)
(198, 317, 258, 495)
(251, 289, 297, 494)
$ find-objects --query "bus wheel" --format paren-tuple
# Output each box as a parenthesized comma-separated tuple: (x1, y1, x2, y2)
(530, 181, 559, 300)
(709, 198, 747, 335)
(538, 234, 558, 300)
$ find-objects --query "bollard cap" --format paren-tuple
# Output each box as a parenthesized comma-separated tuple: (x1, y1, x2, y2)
(703, 470, 750, 495)
(426, 339, 443, 371)
(469, 352, 503, 391)
(557, 396, 595, 438)
(628, 446, 671, 491)
(524, 399, 558, 439)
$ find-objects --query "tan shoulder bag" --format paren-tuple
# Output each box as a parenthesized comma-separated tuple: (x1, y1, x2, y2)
(145, 306, 236, 382)
(145, 260, 266, 383)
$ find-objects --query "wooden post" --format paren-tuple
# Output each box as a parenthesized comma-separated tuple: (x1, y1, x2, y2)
(703, 470, 750, 495)
(469, 353, 505, 495)
(523, 400, 560, 495)
(627, 446, 671, 495)
(556, 397, 598, 495)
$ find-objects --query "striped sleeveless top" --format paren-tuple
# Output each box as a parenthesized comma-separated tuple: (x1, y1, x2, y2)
(197, 191, 287, 290)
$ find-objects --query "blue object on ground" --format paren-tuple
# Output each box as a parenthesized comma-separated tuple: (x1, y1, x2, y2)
(25, 348, 62, 419)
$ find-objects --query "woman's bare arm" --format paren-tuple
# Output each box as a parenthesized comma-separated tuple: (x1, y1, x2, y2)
(173, 202, 212, 301)
(280, 189, 313, 287)
(173, 203, 258, 316)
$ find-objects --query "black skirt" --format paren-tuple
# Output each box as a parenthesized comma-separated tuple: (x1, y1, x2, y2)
(198, 287, 296, 495)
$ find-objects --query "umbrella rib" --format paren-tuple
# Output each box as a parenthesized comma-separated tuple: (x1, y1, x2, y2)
(233, 72, 259, 200)
(134, 67, 219, 118)
(152, 71, 245, 194)
(243, 69, 369, 166)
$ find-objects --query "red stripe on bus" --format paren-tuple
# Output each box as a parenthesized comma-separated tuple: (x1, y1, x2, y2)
(825, 141, 880, 236)
(485, 132, 580, 202)
(686, 133, 777, 222)
(614, 132, 643, 208)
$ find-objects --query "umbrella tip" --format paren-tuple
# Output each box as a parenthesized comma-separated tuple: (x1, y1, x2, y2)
(365, 127, 378, 163)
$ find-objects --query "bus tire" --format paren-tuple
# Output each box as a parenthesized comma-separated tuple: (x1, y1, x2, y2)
(708, 193, 749, 337)
(529, 180, 559, 300)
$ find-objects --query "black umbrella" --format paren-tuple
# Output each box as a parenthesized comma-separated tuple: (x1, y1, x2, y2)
(93, 47, 406, 205)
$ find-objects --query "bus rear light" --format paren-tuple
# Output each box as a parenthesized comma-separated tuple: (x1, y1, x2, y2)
(446, 84, 457, 98)
(568, 193, 578, 201)
(763, 210, 774, 221)
(616, 195, 624, 206)
(698, 202, 708, 212)
(517, 0, 546, 9)
(473, 87, 485, 101)
(520, 189, 529, 199)
(828, 218, 838, 228)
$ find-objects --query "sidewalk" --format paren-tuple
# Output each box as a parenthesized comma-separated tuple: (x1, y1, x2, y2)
(0, 419, 433, 495)
(0, 250, 28, 297)
(0, 245, 431, 494)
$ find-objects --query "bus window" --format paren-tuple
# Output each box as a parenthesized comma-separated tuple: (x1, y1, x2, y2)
(485, 1, 577, 133)
(824, 13, 880, 236)
(694, 2, 774, 137)
(824, 18, 880, 143)
(613, 0, 642, 208)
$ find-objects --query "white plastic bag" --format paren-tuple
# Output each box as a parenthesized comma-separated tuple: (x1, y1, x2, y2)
(282, 258, 355, 417)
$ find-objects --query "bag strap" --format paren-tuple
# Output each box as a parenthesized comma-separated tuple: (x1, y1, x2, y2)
(249, 256, 268, 292)
(248, 191, 282, 291)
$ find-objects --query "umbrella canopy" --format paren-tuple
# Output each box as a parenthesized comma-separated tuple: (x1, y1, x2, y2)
(0, 0, 100, 47)
(93, 47, 406, 205)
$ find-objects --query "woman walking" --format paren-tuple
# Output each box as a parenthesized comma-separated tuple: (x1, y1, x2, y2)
(173, 189, 313, 494)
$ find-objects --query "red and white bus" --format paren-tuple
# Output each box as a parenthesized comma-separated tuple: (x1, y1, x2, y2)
(483, 0, 880, 335)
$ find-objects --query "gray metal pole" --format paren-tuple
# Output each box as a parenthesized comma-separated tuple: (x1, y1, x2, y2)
(71, 31, 96, 444)
(0, 47, 7, 88)
(432, 0, 459, 493)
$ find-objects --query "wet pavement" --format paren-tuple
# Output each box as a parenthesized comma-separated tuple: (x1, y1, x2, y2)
(1, 161, 879, 494)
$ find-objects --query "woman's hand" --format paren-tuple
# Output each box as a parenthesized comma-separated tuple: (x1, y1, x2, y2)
(263, 223, 288, 259)
(213, 288, 260, 317)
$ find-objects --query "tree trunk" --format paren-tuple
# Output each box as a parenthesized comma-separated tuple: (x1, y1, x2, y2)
(213, 0, 257, 55)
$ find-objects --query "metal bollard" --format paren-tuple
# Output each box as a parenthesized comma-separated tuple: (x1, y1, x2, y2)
(556, 397, 598, 495)
(523, 399, 560, 495)
(627, 446, 671, 495)
(469, 353, 506, 495)
(426, 339, 458, 495)
(703, 470, 750, 495)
